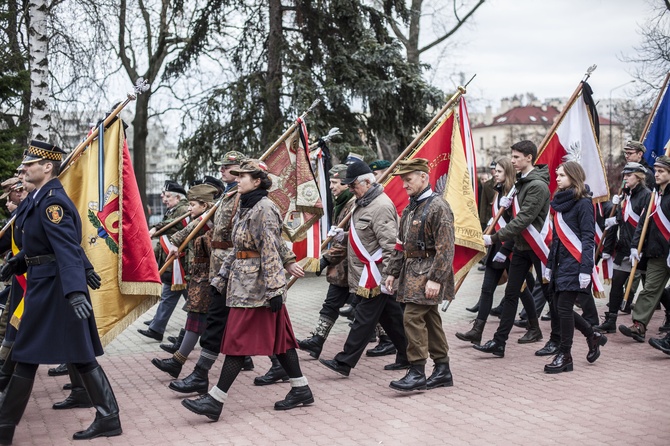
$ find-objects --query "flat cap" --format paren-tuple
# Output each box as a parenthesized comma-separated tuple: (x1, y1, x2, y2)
(625, 141, 646, 153)
(392, 158, 429, 176)
(621, 162, 647, 175)
(341, 161, 373, 185)
(328, 164, 348, 179)
(654, 155, 670, 170)
(229, 159, 268, 176)
(187, 184, 218, 203)
(214, 151, 246, 166)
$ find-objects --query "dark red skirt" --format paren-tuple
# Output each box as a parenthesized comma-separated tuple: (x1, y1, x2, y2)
(221, 305, 298, 356)
(185, 312, 208, 334)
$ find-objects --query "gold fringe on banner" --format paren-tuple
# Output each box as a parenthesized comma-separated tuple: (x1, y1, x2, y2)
(99, 295, 159, 347)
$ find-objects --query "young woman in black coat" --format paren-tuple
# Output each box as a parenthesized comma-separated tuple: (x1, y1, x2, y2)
(544, 161, 607, 373)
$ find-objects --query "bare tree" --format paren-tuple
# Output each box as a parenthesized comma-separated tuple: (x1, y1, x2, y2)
(28, 0, 51, 139)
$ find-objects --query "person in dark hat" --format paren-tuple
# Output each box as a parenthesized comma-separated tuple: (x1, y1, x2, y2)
(369, 159, 391, 182)
(319, 161, 409, 378)
(344, 152, 364, 165)
(623, 141, 655, 189)
(385, 158, 455, 390)
(191, 176, 225, 198)
(0, 140, 121, 442)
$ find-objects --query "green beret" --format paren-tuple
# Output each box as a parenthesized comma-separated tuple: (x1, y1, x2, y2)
(368, 159, 391, 171)
(392, 158, 429, 176)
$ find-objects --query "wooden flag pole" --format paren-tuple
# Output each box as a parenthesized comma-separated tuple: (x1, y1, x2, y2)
(622, 190, 656, 307)
(259, 100, 321, 161)
(595, 179, 626, 262)
(152, 211, 192, 238)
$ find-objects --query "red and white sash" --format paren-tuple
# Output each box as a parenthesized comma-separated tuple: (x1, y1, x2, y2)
(349, 221, 383, 297)
(622, 197, 640, 228)
(554, 212, 604, 297)
(512, 196, 551, 266)
(491, 192, 507, 231)
(649, 192, 670, 242)
(160, 235, 186, 289)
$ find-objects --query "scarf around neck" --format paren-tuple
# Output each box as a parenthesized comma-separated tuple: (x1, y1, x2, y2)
(356, 182, 384, 207)
(407, 185, 433, 212)
(333, 189, 353, 221)
(240, 188, 268, 209)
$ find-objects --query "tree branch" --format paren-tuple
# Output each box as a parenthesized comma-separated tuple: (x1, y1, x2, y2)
(419, 0, 485, 55)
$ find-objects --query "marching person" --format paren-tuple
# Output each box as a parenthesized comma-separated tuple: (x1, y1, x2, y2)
(619, 155, 670, 342)
(622, 140, 655, 189)
(139, 180, 190, 342)
(181, 159, 311, 421)
(543, 161, 606, 373)
(384, 158, 454, 391)
(0, 141, 121, 443)
(318, 161, 408, 377)
(474, 140, 555, 358)
(596, 162, 651, 333)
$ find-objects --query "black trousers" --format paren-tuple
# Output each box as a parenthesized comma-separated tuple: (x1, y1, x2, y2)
(494, 249, 558, 345)
(556, 291, 594, 354)
(476, 266, 535, 322)
(199, 287, 230, 353)
(319, 285, 351, 322)
(334, 293, 407, 368)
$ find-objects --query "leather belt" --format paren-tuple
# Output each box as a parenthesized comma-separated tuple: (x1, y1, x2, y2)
(25, 254, 56, 266)
(403, 249, 436, 259)
(211, 241, 232, 250)
(236, 251, 260, 259)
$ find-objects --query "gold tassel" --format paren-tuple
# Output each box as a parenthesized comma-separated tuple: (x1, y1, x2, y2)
(594, 290, 606, 299)
(355, 286, 381, 299)
(171, 284, 187, 291)
(99, 295, 159, 347)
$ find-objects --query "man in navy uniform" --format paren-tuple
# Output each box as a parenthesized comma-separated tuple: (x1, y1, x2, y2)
(0, 141, 121, 443)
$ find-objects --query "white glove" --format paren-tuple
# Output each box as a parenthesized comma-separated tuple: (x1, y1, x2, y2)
(604, 217, 618, 230)
(602, 252, 611, 260)
(492, 252, 507, 263)
(499, 196, 512, 209)
(579, 273, 591, 289)
(543, 268, 552, 282)
(611, 195, 621, 205)
(629, 249, 641, 267)
(328, 226, 345, 243)
(483, 235, 492, 246)
(487, 218, 494, 227)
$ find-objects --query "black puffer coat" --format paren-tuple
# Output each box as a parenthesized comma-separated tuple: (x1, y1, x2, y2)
(632, 185, 670, 259)
(605, 183, 651, 264)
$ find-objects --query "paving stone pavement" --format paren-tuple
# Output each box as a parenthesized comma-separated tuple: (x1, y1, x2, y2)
(12, 268, 670, 445)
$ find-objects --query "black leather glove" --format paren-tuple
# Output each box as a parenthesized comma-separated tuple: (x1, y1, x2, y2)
(0, 256, 25, 282)
(86, 269, 102, 290)
(269, 295, 283, 313)
(315, 258, 330, 277)
(68, 292, 93, 319)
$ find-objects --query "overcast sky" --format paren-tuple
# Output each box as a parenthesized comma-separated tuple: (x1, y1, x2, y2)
(422, 0, 658, 112)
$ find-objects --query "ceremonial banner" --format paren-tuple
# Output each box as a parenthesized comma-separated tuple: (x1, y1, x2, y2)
(60, 118, 161, 345)
(384, 103, 486, 281)
(537, 82, 609, 202)
(643, 76, 670, 161)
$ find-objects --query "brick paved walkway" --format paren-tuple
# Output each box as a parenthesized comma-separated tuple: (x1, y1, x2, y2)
(12, 269, 670, 445)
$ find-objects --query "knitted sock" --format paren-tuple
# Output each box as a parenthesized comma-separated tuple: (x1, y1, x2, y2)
(196, 349, 219, 371)
(173, 351, 188, 364)
(208, 386, 228, 403)
(289, 376, 308, 387)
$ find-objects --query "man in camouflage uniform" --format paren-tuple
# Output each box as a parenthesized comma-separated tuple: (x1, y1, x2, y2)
(139, 180, 190, 341)
(385, 158, 455, 391)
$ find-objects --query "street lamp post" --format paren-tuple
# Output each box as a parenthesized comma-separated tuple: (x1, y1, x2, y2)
(609, 80, 636, 167)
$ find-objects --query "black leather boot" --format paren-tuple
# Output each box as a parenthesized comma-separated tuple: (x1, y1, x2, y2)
(298, 335, 326, 359)
(274, 386, 314, 410)
(151, 357, 183, 378)
(472, 339, 505, 357)
(242, 356, 254, 371)
(426, 363, 453, 389)
(595, 312, 617, 334)
(466, 299, 481, 313)
(160, 329, 185, 354)
(0, 374, 34, 445)
(181, 394, 223, 421)
(544, 352, 573, 374)
(253, 356, 289, 386)
(586, 331, 607, 363)
(73, 366, 122, 440)
(0, 356, 16, 393)
(455, 319, 486, 344)
(53, 364, 93, 410)
(518, 318, 543, 344)
(169, 365, 209, 394)
(535, 339, 559, 356)
(389, 364, 427, 392)
(48, 363, 68, 376)
(366, 335, 397, 357)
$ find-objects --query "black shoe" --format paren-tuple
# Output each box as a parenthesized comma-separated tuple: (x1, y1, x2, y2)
(513, 319, 528, 328)
(63, 382, 73, 390)
(366, 336, 397, 357)
(138, 328, 163, 342)
(274, 386, 314, 410)
(389, 365, 426, 392)
(540, 312, 551, 321)
(170, 366, 209, 394)
(160, 343, 178, 354)
(426, 363, 453, 389)
(535, 340, 559, 356)
(544, 352, 573, 374)
(586, 332, 608, 363)
(48, 363, 68, 377)
(659, 315, 670, 333)
(319, 358, 351, 377)
(489, 305, 503, 318)
(73, 366, 122, 440)
(339, 305, 355, 321)
(518, 318, 543, 344)
(161, 329, 185, 354)
(151, 357, 183, 378)
(182, 394, 223, 421)
(648, 333, 670, 355)
(595, 312, 617, 334)
(472, 340, 505, 357)
(53, 388, 93, 410)
(242, 356, 254, 371)
(254, 358, 289, 386)
(466, 303, 480, 313)
(298, 335, 326, 359)
(477, 265, 486, 271)
(143, 320, 152, 326)
(383, 360, 410, 371)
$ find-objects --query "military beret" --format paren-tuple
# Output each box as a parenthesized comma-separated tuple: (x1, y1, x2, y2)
(163, 180, 186, 196)
(621, 162, 647, 175)
(341, 161, 373, 185)
(625, 141, 646, 153)
(329, 164, 348, 179)
(345, 152, 365, 165)
(368, 159, 391, 171)
(654, 155, 670, 171)
(187, 184, 218, 203)
(230, 159, 268, 176)
(392, 158, 430, 176)
(214, 150, 246, 166)
(22, 140, 66, 165)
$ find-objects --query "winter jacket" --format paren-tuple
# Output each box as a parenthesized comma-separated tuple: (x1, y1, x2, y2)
(632, 184, 670, 259)
(604, 184, 651, 264)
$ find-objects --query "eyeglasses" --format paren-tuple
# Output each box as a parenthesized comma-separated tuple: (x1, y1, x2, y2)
(623, 151, 638, 157)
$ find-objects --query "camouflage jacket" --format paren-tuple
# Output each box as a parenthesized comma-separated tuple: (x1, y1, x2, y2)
(323, 194, 355, 288)
(170, 213, 212, 282)
(386, 193, 455, 305)
(153, 199, 190, 282)
(183, 231, 212, 313)
(212, 197, 296, 308)
(209, 187, 239, 279)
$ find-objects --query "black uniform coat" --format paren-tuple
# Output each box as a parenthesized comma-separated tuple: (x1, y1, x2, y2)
(12, 178, 103, 364)
(5, 196, 33, 343)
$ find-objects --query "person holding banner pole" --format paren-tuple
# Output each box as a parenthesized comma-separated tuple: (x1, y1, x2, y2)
(543, 161, 607, 373)
(619, 156, 670, 342)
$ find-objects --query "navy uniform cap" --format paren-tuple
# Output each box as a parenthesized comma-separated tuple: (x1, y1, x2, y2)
(163, 180, 186, 196)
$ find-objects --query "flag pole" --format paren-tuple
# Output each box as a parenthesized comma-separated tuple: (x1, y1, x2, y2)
(152, 211, 192, 238)
(259, 100, 321, 161)
(622, 190, 656, 307)
(595, 179, 626, 262)
(642, 73, 670, 143)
